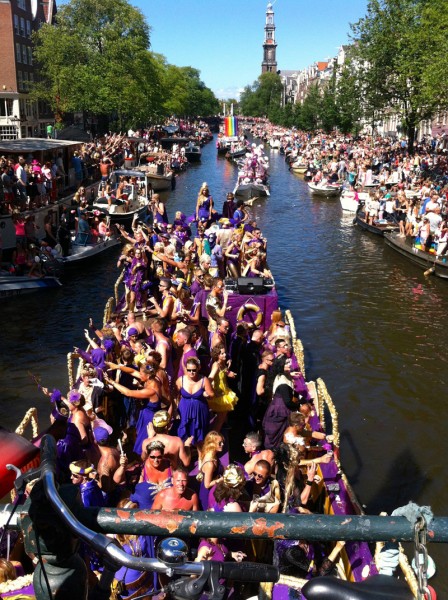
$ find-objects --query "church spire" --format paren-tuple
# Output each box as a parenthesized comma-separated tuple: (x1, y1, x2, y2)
(261, 2, 278, 74)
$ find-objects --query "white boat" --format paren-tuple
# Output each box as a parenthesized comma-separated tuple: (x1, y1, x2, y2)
(233, 180, 270, 200)
(340, 190, 370, 212)
(0, 272, 62, 300)
(290, 161, 308, 174)
(93, 169, 150, 226)
(134, 164, 174, 191)
(62, 235, 121, 266)
(308, 182, 342, 197)
(269, 135, 281, 149)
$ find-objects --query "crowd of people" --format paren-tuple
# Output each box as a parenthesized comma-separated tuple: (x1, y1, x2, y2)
(277, 128, 448, 254)
(0, 177, 336, 598)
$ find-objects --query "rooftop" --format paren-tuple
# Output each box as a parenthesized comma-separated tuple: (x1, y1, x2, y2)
(0, 138, 81, 154)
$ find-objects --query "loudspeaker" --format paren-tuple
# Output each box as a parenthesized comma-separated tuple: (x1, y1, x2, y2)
(237, 277, 265, 295)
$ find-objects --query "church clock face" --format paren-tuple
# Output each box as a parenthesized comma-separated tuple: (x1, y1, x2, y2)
(268, 49, 274, 59)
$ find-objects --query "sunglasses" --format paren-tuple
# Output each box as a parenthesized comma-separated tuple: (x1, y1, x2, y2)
(186, 369, 197, 373)
(149, 455, 162, 460)
(253, 472, 266, 479)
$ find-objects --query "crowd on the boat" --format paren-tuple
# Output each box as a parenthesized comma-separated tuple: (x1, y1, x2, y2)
(0, 182, 336, 598)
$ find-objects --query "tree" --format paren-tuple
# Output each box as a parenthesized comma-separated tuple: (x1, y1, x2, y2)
(239, 72, 283, 118)
(33, 0, 161, 129)
(32, 0, 219, 128)
(334, 61, 363, 134)
(299, 85, 321, 131)
(350, 0, 448, 152)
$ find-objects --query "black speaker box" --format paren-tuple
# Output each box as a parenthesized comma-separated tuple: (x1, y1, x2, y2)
(237, 277, 265, 294)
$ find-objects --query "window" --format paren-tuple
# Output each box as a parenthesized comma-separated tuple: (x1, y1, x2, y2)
(14, 15, 19, 34)
(20, 17, 25, 37)
(16, 43, 21, 63)
(0, 126, 19, 141)
(29, 72, 34, 87)
(22, 45, 27, 64)
(23, 71, 29, 91)
(26, 20, 31, 38)
(28, 46, 33, 65)
(17, 0, 26, 10)
(17, 70, 23, 91)
(6, 99, 13, 116)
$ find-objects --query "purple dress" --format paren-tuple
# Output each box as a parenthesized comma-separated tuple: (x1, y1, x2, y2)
(197, 196, 212, 221)
(133, 398, 162, 455)
(198, 458, 224, 510)
(177, 376, 210, 443)
(114, 536, 156, 596)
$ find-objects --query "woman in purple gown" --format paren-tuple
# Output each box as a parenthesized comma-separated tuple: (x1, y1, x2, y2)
(195, 182, 214, 226)
(128, 247, 147, 310)
(175, 357, 214, 448)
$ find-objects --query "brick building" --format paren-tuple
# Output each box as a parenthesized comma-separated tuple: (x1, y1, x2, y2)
(0, 0, 56, 140)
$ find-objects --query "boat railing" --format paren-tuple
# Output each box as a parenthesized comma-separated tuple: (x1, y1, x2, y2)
(285, 309, 305, 378)
(114, 271, 124, 307)
(316, 377, 340, 451)
(15, 407, 39, 440)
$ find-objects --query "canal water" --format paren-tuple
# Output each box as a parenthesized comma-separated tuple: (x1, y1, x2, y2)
(1, 137, 447, 591)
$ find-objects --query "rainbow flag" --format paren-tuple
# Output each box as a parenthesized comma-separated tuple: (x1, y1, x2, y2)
(224, 116, 238, 137)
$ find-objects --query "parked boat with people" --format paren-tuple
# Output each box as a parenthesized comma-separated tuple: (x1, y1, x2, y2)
(93, 169, 151, 226)
(354, 205, 399, 236)
(384, 231, 448, 279)
(308, 181, 342, 198)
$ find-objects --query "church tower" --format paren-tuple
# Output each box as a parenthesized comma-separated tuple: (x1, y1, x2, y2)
(261, 2, 277, 74)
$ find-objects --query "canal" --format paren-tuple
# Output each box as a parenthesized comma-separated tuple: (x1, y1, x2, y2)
(1, 136, 447, 592)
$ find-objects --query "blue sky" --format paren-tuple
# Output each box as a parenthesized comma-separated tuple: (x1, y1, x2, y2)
(134, 0, 369, 99)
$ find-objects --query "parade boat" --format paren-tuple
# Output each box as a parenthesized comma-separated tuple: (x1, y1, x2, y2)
(233, 179, 270, 200)
(308, 182, 342, 198)
(2, 280, 421, 600)
(92, 169, 150, 226)
(384, 231, 448, 279)
(0, 271, 62, 300)
(354, 205, 399, 236)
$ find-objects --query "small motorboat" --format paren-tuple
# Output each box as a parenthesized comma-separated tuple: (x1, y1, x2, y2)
(0, 271, 62, 300)
(61, 235, 121, 266)
(184, 144, 202, 163)
(93, 169, 150, 226)
(233, 179, 270, 200)
(135, 162, 175, 191)
(290, 161, 308, 174)
(340, 190, 370, 212)
(308, 182, 342, 197)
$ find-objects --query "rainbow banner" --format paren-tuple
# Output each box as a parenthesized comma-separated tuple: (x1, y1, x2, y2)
(224, 116, 238, 137)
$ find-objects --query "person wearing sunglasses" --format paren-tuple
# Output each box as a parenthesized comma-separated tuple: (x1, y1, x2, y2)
(132, 440, 172, 510)
(247, 460, 280, 514)
(175, 357, 214, 449)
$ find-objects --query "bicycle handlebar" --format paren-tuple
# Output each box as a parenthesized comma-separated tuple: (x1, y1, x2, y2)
(39, 434, 279, 583)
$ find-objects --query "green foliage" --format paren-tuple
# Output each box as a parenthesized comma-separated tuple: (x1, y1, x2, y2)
(239, 72, 284, 118)
(349, 0, 448, 151)
(32, 0, 219, 128)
